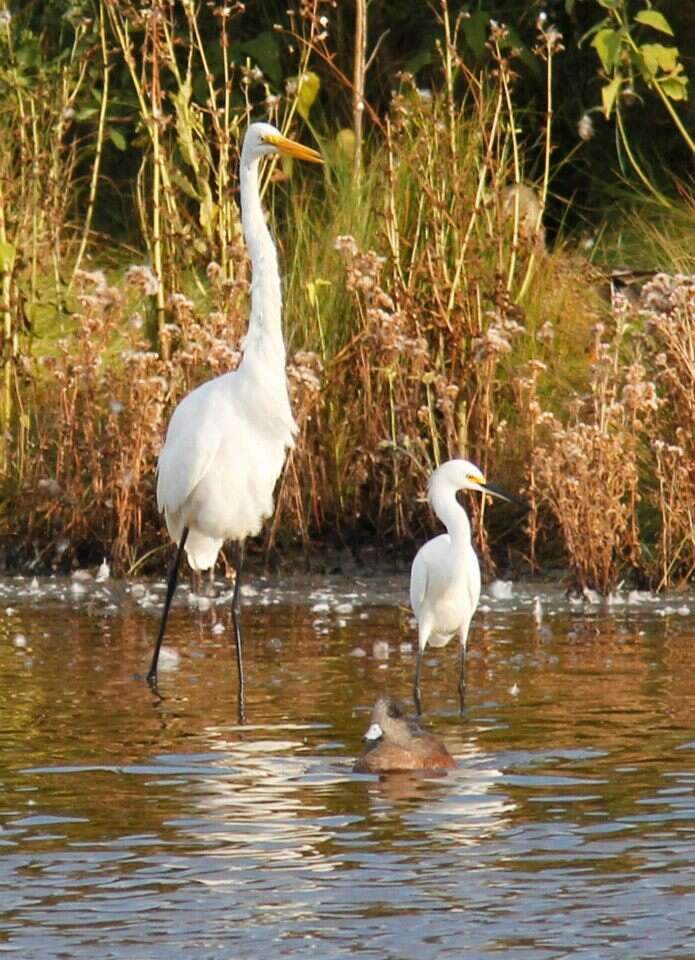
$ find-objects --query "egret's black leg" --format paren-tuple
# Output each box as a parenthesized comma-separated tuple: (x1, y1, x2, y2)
(147, 527, 189, 688)
(413, 648, 424, 716)
(231, 540, 246, 724)
(458, 646, 467, 716)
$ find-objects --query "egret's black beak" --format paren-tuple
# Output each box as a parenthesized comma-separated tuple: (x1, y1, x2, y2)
(481, 482, 527, 509)
(480, 481, 514, 503)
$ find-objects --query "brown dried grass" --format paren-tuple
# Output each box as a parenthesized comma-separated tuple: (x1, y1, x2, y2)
(3, 6, 695, 593)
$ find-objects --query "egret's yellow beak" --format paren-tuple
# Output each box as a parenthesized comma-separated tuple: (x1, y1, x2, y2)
(264, 133, 323, 164)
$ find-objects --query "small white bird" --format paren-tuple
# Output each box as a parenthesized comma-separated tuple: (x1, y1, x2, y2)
(147, 122, 322, 716)
(410, 458, 514, 714)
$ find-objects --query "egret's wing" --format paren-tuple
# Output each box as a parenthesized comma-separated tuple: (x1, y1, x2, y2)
(409, 548, 429, 615)
(410, 534, 454, 613)
(156, 383, 225, 516)
(465, 544, 482, 615)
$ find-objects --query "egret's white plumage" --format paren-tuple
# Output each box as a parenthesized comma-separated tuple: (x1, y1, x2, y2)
(156, 356, 294, 570)
(410, 458, 513, 713)
(157, 123, 315, 568)
(148, 122, 322, 705)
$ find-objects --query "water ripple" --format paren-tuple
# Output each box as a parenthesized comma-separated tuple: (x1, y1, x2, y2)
(2, 576, 695, 957)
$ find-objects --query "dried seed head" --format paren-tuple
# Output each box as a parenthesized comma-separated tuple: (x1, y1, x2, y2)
(125, 265, 159, 296)
(577, 113, 594, 141)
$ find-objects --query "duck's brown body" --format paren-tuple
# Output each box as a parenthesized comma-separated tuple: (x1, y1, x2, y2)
(353, 697, 456, 773)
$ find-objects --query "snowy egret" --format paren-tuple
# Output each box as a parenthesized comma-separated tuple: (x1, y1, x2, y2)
(353, 696, 456, 772)
(410, 459, 514, 714)
(147, 122, 322, 716)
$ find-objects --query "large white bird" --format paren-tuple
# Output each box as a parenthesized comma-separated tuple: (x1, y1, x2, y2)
(147, 122, 322, 715)
(410, 459, 514, 714)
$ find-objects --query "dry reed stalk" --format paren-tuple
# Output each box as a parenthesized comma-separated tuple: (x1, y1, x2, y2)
(512, 359, 547, 571)
(352, 0, 367, 183)
(10, 3, 695, 591)
(531, 295, 659, 593)
(304, 69, 529, 563)
(271, 12, 569, 567)
(641, 273, 695, 586)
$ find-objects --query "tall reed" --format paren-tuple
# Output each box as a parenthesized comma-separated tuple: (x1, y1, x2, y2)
(0, 10, 94, 477)
(277, 13, 565, 567)
(3, 2, 695, 593)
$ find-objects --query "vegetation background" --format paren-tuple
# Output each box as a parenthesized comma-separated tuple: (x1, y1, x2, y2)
(0, 0, 694, 593)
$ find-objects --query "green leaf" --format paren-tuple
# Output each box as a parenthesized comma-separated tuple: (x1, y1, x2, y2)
(25, 301, 56, 336)
(7, 71, 29, 89)
(635, 9, 673, 36)
(658, 73, 689, 101)
(171, 170, 201, 202)
(198, 182, 217, 238)
(239, 32, 282, 88)
(108, 128, 127, 151)
(306, 278, 331, 308)
(16, 39, 41, 72)
(592, 28, 622, 73)
(601, 74, 623, 118)
(402, 47, 433, 76)
(295, 71, 320, 121)
(463, 12, 489, 60)
(172, 81, 200, 174)
(75, 106, 98, 121)
(0, 240, 16, 271)
(640, 43, 679, 80)
(335, 128, 355, 158)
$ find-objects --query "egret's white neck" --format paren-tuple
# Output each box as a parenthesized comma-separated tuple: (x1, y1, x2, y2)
(239, 153, 285, 361)
(430, 485, 472, 550)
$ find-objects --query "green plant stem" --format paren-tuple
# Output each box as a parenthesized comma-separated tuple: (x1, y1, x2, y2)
(353, 0, 366, 184)
(517, 35, 554, 303)
(151, 115, 166, 357)
(446, 86, 503, 315)
(616, 105, 670, 207)
(440, 0, 457, 161)
(620, 27, 695, 158)
(262, 16, 318, 203)
(498, 43, 521, 293)
(71, 2, 110, 286)
(651, 79, 695, 156)
(105, 2, 181, 239)
(187, 3, 236, 277)
(220, 9, 233, 277)
(0, 200, 12, 477)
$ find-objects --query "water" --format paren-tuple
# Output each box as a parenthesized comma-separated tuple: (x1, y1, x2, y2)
(2, 573, 695, 958)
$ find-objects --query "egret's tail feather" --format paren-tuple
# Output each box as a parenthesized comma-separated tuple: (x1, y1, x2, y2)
(185, 530, 224, 572)
(426, 631, 456, 649)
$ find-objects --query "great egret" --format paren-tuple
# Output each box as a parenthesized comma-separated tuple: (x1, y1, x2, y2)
(353, 696, 456, 772)
(147, 122, 322, 716)
(410, 459, 514, 715)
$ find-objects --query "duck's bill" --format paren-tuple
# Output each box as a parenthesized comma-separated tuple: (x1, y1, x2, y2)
(265, 133, 323, 164)
(364, 722, 384, 742)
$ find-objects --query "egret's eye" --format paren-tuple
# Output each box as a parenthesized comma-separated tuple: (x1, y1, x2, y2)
(467, 474, 484, 485)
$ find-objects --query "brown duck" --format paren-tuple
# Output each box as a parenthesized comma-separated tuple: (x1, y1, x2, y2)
(353, 697, 456, 773)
